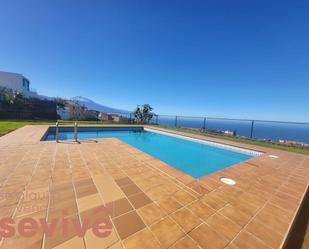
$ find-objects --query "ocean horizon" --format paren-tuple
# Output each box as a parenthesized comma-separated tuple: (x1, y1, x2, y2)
(152, 116, 309, 144)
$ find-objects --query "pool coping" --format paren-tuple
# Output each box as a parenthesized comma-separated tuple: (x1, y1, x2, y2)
(40, 125, 145, 141)
(41, 125, 264, 179)
(1, 124, 308, 249)
(41, 124, 264, 156)
(144, 127, 263, 157)
(144, 126, 309, 249)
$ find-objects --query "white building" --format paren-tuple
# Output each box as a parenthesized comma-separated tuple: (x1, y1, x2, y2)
(0, 71, 39, 98)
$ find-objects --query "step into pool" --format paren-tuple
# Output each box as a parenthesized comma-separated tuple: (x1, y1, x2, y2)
(42, 126, 262, 178)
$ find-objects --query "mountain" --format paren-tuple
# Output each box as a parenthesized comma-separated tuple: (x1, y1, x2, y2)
(71, 96, 130, 114)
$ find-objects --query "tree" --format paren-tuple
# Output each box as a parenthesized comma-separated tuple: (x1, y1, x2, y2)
(0, 87, 14, 106)
(0, 86, 24, 107)
(54, 97, 67, 110)
(133, 104, 154, 124)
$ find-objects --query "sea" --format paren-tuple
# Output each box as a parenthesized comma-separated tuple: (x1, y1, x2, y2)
(152, 116, 309, 144)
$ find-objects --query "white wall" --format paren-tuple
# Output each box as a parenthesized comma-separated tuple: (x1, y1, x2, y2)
(0, 71, 38, 98)
(0, 71, 26, 92)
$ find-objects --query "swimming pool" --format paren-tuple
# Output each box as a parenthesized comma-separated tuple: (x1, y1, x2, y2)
(43, 126, 261, 178)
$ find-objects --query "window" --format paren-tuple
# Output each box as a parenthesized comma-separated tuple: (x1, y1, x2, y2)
(23, 78, 30, 91)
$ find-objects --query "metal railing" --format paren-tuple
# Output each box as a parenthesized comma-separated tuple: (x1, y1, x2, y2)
(152, 114, 309, 145)
(55, 121, 79, 143)
(54, 113, 309, 145)
(55, 122, 59, 142)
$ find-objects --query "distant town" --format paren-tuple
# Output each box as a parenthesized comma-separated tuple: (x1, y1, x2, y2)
(0, 70, 128, 121)
(0, 70, 308, 147)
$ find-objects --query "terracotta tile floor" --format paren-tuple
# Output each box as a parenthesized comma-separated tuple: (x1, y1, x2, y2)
(0, 125, 308, 249)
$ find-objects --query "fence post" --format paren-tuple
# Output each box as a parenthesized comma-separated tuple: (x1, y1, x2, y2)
(175, 116, 178, 127)
(250, 120, 255, 138)
(203, 117, 206, 131)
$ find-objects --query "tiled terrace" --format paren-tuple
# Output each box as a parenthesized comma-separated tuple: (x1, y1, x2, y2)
(0, 125, 308, 249)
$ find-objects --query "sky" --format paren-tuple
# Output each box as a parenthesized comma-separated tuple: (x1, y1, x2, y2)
(0, 0, 309, 122)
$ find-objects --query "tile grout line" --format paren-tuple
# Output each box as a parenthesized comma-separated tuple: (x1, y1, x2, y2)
(226, 155, 306, 249)
(41, 143, 58, 249)
(69, 144, 89, 249)
(1, 126, 308, 249)
(79, 143, 125, 249)
(0, 145, 46, 248)
(105, 140, 242, 248)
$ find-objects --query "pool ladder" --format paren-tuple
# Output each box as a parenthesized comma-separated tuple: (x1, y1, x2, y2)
(55, 122, 79, 143)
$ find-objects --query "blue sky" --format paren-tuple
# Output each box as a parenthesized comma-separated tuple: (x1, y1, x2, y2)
(0, 0, 308, 122)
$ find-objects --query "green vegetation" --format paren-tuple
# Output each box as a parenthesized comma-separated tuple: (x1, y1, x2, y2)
(0, 120, 308, 155)
(54, 97, 67, 109)
(0, 87, 24, 106)
(0, 86, 57, 119)
(133, 104, 154, 123)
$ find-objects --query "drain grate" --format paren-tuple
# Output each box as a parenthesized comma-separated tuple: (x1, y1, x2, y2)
(220, 177, 236, 185)
(269, 155, 279, 158)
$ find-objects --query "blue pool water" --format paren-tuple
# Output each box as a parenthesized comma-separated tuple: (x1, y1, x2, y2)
(43, 127, 256, 178)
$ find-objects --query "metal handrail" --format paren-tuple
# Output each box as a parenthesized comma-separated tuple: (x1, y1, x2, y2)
(55, 121, 79, 143)
(74, 122, 78, 142)
(55, 122, 59, 143)
(52, 113, 309, 144)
